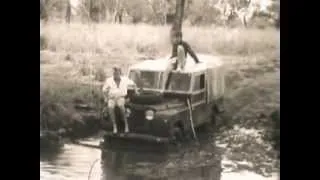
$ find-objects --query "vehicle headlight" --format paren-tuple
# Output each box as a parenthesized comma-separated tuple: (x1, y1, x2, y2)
(145, 109, 155, 121)
(125, 108, 131, 117)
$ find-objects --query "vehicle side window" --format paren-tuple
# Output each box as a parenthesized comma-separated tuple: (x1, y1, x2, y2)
(193, 74, 205, 91)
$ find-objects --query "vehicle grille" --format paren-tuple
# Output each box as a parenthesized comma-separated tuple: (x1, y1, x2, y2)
(129, 109, 146, 127)
(127, 107, 169, 137)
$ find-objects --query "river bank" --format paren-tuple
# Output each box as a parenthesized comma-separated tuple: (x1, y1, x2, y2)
(40, 22, 279, 177)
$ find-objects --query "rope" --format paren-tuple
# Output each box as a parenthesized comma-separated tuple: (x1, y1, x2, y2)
(88, 158, 100, 180)
(187, 97, 198, 141)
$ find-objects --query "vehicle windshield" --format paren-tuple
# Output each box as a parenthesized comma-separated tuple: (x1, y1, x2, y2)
(128, 70, 191, 92)
(129, 70, 160, 89)
(162, 72, 191, 91)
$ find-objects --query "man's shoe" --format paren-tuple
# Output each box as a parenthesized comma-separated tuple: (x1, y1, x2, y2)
(124, 127, 130, 133)
(113, 128, 118, 134)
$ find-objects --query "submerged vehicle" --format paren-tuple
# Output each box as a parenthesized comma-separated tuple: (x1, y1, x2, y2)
(102, 54, 226, 148)
(99, 148, 222, 180)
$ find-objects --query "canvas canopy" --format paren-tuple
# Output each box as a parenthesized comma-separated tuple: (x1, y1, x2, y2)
(129, 55, 210, 73)
(128, 54, 226, 101)
(205, 60, 225, 102)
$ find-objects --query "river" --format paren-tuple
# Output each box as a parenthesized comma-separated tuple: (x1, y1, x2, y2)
(40, 135, 224, 180)
(40, 137, 278, 180)
(40, 139, 102, 180)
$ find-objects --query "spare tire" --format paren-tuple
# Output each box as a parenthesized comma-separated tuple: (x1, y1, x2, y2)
(131, 92, 164, 105)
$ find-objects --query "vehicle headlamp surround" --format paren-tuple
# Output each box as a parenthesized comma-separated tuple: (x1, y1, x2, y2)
(145, 109, 155, 121)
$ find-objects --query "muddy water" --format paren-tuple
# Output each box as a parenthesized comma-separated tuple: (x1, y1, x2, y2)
(40, 137, 222, 180)
(40, 140, 102, 180)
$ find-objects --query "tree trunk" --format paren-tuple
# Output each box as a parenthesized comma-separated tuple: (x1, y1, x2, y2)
(118, 13, 122, 23)
(40, 0, 48, 22)
(173, 0, 185, 33)
(113, 0, 123, 24)
(65, 0, 71, 24)
(89, 0, 99, 22)
(114, 10, 123, 24)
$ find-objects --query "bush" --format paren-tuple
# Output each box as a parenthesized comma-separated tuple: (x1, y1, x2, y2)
(40, 79, 102, 130)
(94, 67, 106, 82)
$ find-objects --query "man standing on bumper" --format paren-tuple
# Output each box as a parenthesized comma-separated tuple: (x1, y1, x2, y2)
(102, 67, 138, 134)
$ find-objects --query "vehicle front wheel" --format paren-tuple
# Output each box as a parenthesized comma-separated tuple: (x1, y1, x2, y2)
(172, 127, 183, 142)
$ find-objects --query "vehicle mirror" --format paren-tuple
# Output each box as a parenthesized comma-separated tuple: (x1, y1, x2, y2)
(132, 71, 143, 89)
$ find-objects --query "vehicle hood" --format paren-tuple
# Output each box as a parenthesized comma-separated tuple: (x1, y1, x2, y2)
(128, 98, 187, 116)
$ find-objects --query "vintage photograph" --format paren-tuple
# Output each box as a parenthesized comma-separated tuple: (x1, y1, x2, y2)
(40, 0, 280, 179)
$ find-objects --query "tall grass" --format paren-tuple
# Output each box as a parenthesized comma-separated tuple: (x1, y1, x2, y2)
(41, 22, 278, 57)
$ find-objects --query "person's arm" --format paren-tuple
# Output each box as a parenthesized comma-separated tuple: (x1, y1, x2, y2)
(102, 79, 110, 101)
(184, 42, 200, 63)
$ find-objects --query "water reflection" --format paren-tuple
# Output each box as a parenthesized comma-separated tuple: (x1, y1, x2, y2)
(100, 147, 221, 180)
(40, 138, 221, 180)
(40, 143, 102, 180)
(100, 150, 167, 180)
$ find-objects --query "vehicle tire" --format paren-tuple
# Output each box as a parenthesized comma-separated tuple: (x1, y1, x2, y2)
(130, 92, 164, 105)
(172, 120, 189, 143)
(172, 127, 183, 142)
(211, 104, 218, 127)
(214, 98, 225, 114)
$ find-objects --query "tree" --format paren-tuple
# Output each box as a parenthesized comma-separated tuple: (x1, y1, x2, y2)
(213, 0, 280, 28)
(40, 0, 48, 22)
(148, 0, 167, 25)
(171, 0, 185, 37)
(186, 0, 220, 25)
(65, 0, 71, 23)
(110, 0, 124, 23)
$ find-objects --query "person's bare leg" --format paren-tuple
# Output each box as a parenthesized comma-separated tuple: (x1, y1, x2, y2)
(108, 100, 118, 134)
(117, 98, 129, 133)
(177, 45, 186, 71)
(161, 59, 175, 92)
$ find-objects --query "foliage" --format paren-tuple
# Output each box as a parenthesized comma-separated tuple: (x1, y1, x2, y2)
(186, 0, 221, 25)
(40, 0, 279, 27)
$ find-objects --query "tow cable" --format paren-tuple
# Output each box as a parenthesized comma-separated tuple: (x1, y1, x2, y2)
(187, 97, 198, 141)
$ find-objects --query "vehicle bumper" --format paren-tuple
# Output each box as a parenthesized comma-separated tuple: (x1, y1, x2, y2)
(103, 131, 172, 144)
(102, 132, 175, 152)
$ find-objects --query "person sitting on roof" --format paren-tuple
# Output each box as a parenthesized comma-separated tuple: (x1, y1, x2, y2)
(102, 66, 139, 134)
(170, 31, 201, 69)
(160, 30, 201, 92)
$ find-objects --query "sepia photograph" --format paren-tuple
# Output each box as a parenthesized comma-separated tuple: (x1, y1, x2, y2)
(40, 0, 280, 179)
